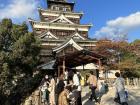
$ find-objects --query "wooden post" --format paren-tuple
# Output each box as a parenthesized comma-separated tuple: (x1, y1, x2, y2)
(98, 59, 101, 71)
(62, 50, 65, 75)
(63, 58, 65, 75)
(58, 66, 61, 77)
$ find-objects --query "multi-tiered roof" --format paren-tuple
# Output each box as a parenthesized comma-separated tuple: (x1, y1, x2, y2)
(29, 0, 97, 63)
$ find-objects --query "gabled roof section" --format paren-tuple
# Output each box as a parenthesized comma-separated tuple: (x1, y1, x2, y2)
(50, 14, 74, 24)
(28, 18, 92, 31)
(71, 32, 86, 40)
(39, 31, 58, 39)
(53, 38, 83, 53)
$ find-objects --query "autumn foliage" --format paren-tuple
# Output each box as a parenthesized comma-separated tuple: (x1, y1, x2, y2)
(95, 39, 140, 77)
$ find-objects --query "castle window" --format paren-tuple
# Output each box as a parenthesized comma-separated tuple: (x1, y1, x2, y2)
(61, 32, 65, 36)
(67, 7, 71, 11)
(52, 6, 59, 11)
(53, 6, 55, 10)
(51, 6, 54, 10)
(63, 8, 67, 11)
(59, 7, 63, 11)
(55, 6, 59, 11)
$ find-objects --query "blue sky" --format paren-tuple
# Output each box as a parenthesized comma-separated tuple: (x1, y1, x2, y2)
(0, 0, 140, 42)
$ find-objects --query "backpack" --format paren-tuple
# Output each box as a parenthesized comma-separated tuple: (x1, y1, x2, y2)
(55, 80, 65, 95)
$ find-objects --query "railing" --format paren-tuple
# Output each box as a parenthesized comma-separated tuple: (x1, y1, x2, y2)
(125, 78, 140, 87)
(105, 78, 140, 87)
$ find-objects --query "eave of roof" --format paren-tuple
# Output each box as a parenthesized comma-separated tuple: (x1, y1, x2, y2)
(41, 39, 97, 43)
(38, 7, 84, 17)
(29, 19, 93, 28)
(54, 49, 107, 68)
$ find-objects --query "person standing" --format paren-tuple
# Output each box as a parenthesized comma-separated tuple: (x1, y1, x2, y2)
(49, 76, 56, 105)
(41, 83, 48, 105)
(68, 69, 74, 82)
(56, 73, 65, 105)
(64, 69, 68, 86)
(40, 75, 50, 105)
(73, 70, 82, 105)
(58, 86, 71, 105)
(114, 72, 128, 105)
(87, 71, 99, 104)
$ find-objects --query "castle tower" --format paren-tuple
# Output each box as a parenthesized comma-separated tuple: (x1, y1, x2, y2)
(29, 0, 97, 64)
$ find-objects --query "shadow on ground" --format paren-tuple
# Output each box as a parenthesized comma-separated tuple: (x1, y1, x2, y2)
(127, 89, 140, 105)
(83, 99, 96, 105)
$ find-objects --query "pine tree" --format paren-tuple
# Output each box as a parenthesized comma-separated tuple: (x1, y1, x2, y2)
(0, 18, 40, 104)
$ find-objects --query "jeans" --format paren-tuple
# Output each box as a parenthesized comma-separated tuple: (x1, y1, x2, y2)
(90, 86, 98, 102)
(77, 91, 82, 105)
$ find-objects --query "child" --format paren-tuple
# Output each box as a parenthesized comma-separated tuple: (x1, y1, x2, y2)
(41, 82, 48, 104)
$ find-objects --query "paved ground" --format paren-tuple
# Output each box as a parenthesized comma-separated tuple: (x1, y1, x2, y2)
(81, 86, 140, 105)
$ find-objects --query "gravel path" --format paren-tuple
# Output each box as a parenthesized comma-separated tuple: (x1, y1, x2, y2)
(81, 86, 140, 105)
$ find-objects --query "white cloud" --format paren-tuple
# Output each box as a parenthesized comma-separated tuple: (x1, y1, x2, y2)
(0, 0, 39, 21)
(95, 12, 140, 41)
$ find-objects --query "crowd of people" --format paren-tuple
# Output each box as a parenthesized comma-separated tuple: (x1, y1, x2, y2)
(23, 70, 128, 105)
(38, 69, 83, 105)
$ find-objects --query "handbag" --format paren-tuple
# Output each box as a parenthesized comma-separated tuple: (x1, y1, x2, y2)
(89, 84, 93, 89)
(89, 84, 97, 89)
(125, 89, 128, 99)
(73, 85, 78, 90)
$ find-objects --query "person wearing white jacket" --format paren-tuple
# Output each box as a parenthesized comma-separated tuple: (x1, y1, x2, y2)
(114, 72, 128, 105)
(72, 70, 82, 105)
